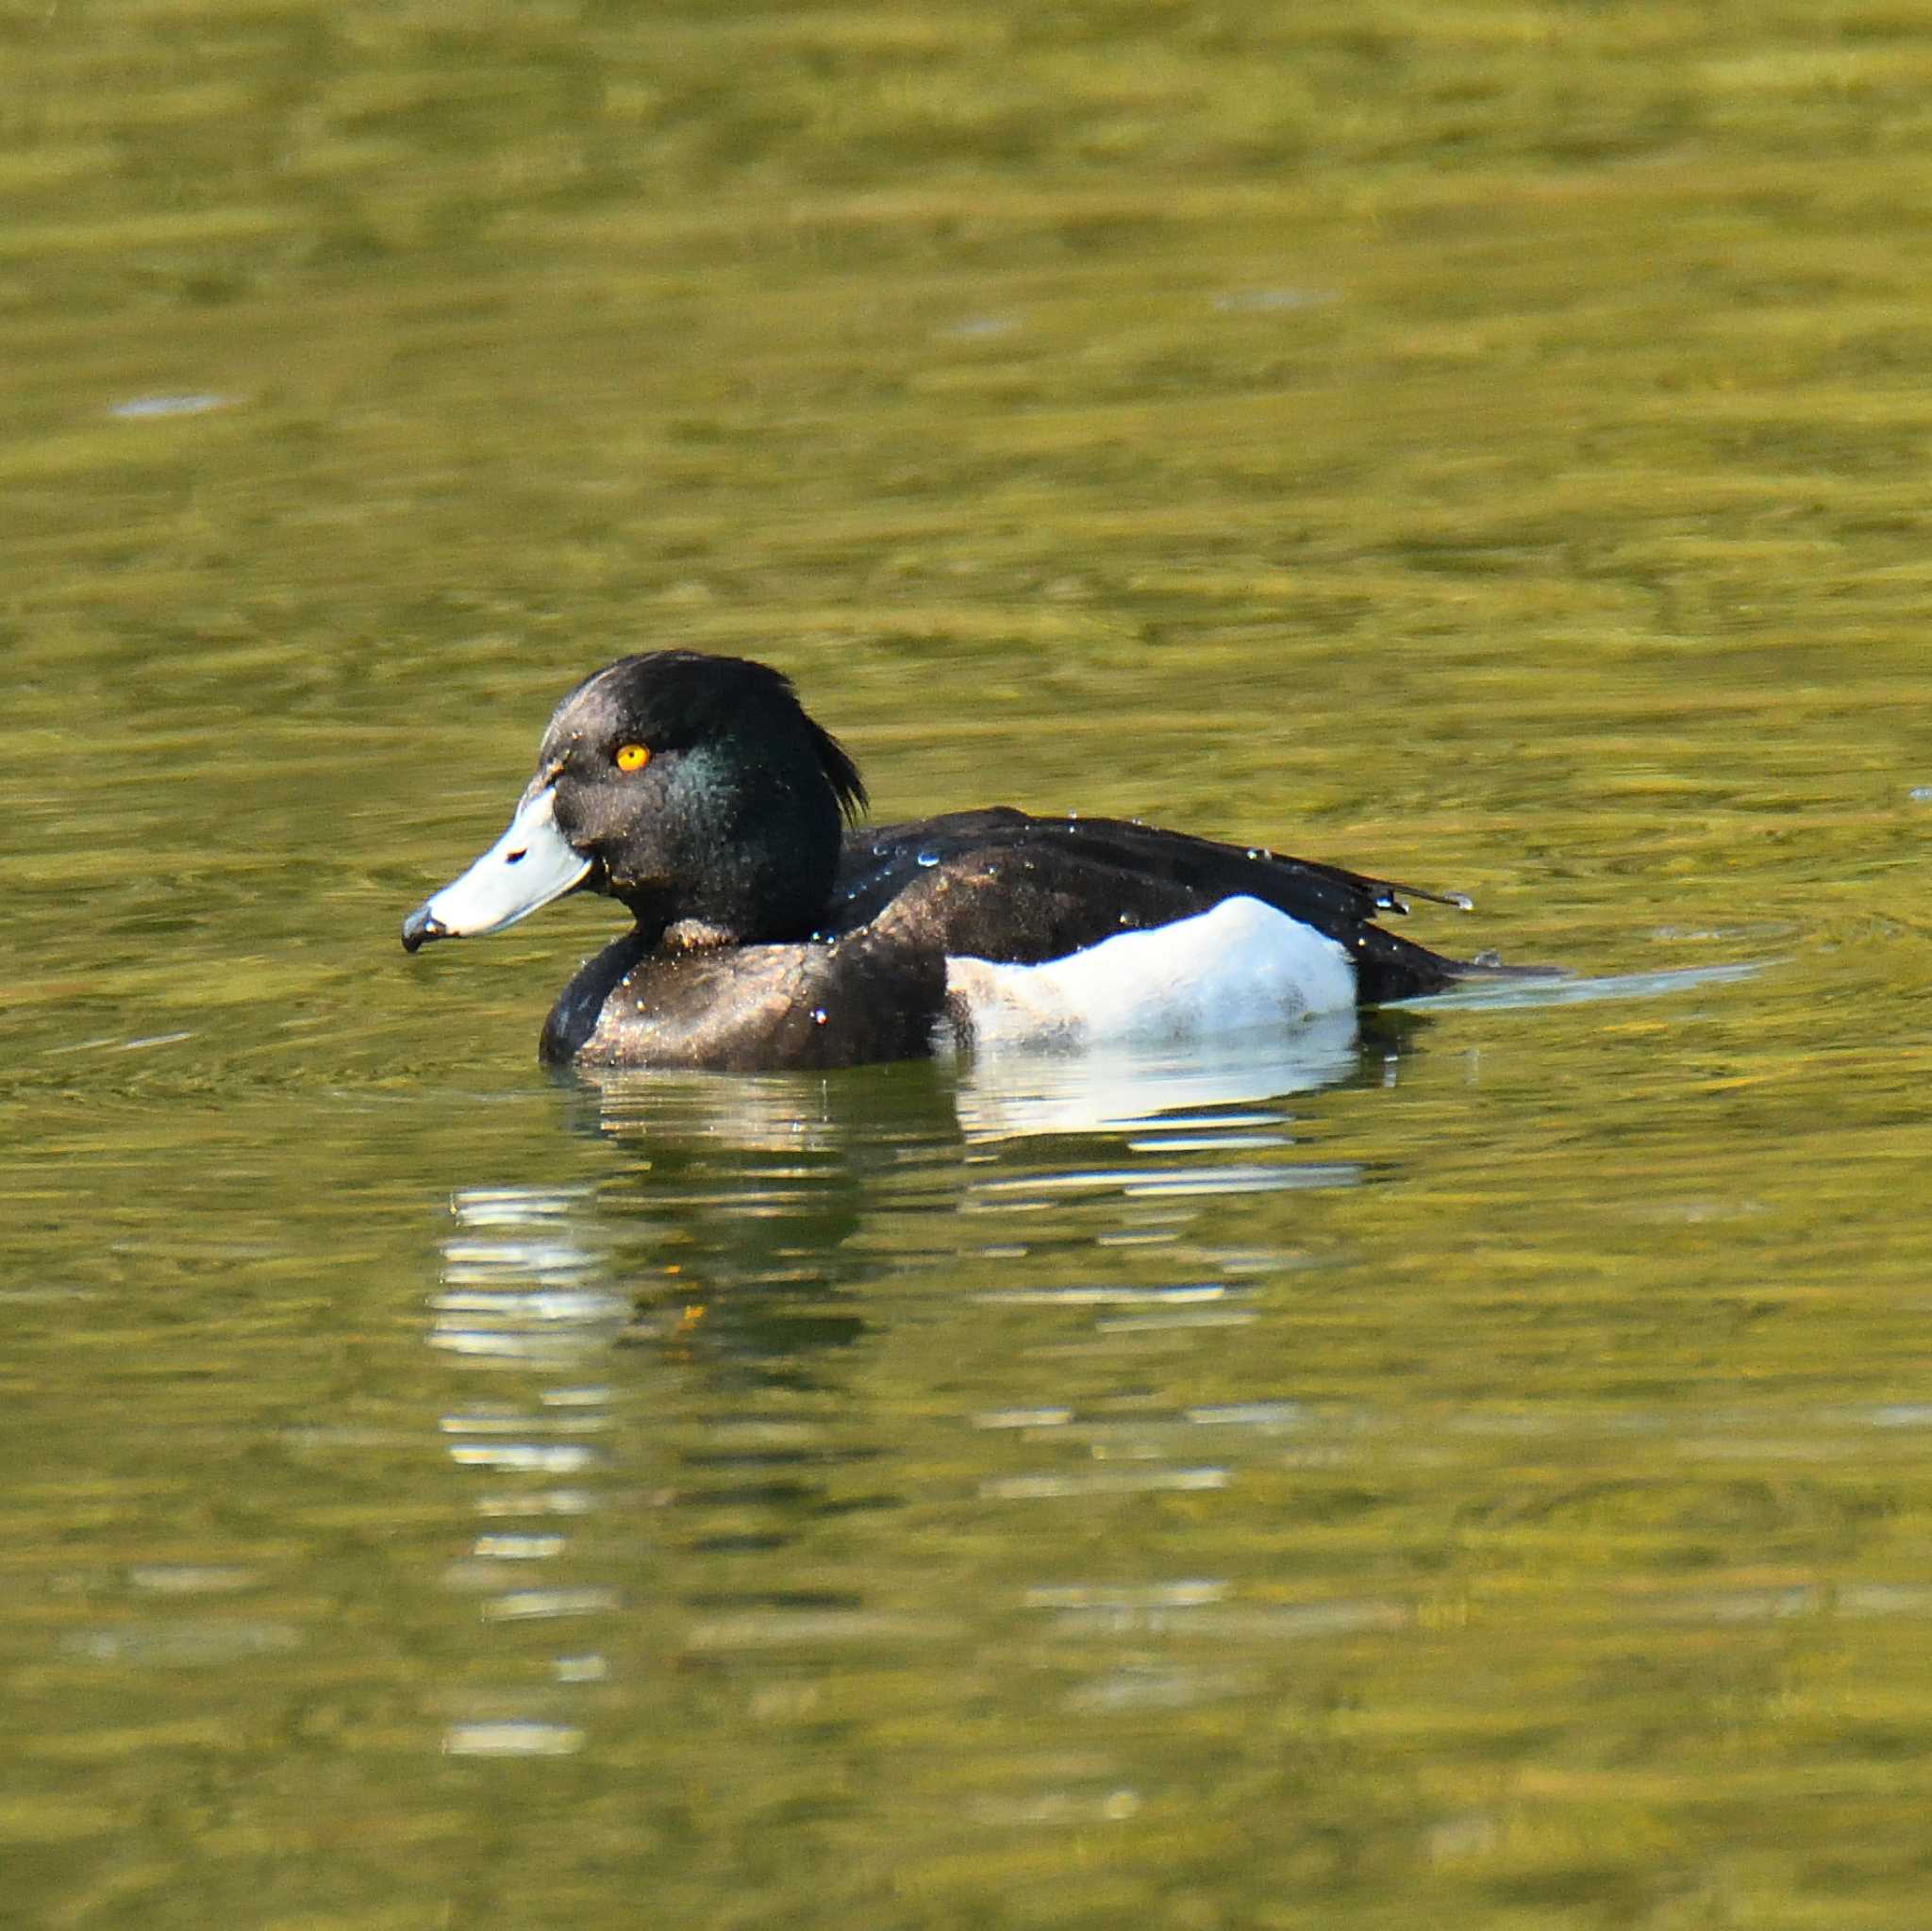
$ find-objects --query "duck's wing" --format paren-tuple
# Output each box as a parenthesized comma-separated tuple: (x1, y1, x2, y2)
(829, 809, 1478, 1003)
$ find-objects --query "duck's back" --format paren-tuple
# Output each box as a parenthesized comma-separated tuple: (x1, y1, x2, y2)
(826, 808, 1468, 1004)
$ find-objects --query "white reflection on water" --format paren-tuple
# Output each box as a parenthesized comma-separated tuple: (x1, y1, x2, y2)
(432, 1185, 627, 1762)
(442, 1721, 585, 1758)
(954, 1010, 1365, 1140)
(586, 1073, 846, 1153)
(107, 391, 234, 419)
(446, 1441, 601, 1472)
(431, 1185, 628, 1364)
(480, 1588, 624, 1623)
(980, 1467, 1229, 1500)
(1407, 958, 1768, 1012)
(975, 1283, 1235, 1305)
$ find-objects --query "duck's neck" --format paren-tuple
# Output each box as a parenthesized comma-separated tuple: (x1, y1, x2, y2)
(540, 928, 653, 1063)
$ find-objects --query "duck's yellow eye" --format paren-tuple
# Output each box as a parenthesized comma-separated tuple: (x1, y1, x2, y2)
(614, 742, 651, 773)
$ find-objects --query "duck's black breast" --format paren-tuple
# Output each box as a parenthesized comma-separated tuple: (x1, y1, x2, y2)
(540, 925, 948, 1071)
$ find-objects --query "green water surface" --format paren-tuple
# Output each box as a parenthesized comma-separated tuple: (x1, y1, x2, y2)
(7, 4, 1932, 1926)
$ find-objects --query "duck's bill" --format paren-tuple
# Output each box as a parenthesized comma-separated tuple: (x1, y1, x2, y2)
(401, 784, 592, 952)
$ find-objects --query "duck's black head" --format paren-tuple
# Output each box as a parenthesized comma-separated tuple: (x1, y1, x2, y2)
(402, 651, 866, 954)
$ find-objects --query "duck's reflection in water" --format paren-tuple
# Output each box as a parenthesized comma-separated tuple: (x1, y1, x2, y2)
(423, 1009, 1432, 1756)
(541, 1009, 1424, 1354)
(948, 1008, 1369, 1141)
(429, 1183, 629, 1761)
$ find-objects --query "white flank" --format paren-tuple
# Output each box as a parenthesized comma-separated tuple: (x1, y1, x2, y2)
(944, 896, 1356, 1052)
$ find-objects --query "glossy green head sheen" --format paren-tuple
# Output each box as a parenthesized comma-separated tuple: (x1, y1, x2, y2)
(402, 651, 866, 954)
